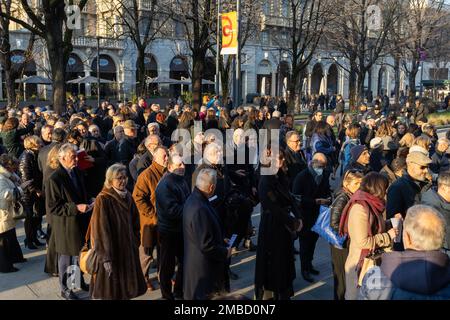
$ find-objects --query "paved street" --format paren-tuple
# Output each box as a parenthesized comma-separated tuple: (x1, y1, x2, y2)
(0, 203, 334, 300)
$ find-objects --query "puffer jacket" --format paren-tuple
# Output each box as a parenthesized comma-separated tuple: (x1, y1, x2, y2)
(0, 165, 22, 234)
(0, 124, 34, 158)
(155, 172, 191, 234)
(359, 250, 450, 300)
(330, 189, 351, 234)
(18, 149, 42, 208)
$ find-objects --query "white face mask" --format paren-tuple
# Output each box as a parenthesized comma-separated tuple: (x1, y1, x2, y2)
(313, 167, 324, 176)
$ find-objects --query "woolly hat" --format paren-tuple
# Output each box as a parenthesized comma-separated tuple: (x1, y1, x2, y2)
(351, 145, 368, 162)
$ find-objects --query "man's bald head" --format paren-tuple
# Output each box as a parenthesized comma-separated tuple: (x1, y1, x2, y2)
(312, 152, 327, 165)
(326, 115, 335, 127)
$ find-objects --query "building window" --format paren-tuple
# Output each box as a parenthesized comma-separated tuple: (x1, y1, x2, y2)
(281, 0, 289, 17)
(262, 32, 269, 45)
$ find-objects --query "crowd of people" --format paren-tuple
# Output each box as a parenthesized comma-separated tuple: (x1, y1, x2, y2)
(0, 93, 449, 301)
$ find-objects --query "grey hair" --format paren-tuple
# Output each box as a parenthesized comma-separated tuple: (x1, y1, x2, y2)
(285, 131, 300, 142)
(144, 134, 161, 148)
(404, 205, 446, 251)
(148, 122, 160, 131)
(104, 164, 127, 188)
(438, 171, 450, 189)
(57, 143, 78, 160)
(195, 168, 217, 192)
(113, 125, 124, 134)
(437, 137, 449, 146)
(88, 124, 99, 132)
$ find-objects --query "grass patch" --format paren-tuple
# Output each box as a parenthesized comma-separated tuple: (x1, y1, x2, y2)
(428, 111, 450, 126)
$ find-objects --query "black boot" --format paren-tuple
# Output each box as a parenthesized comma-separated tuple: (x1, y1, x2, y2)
(24, 239, 38, 250)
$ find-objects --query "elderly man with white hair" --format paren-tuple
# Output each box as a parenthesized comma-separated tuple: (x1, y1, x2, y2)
(183, 168, 231, 300)
(46, 143, 92, 300)
(359, 205, 450, 300)
(136, 134, 161, 175)
(430, 137, 450, 174)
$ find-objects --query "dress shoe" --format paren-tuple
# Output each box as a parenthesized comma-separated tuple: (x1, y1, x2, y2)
(309, 267, 320, 276)
(24, 239, 38, 250)
(33, 239, 45, 247)
(229, 270, 239, 280)
(14, 258, 27, 263)
(61, 290, 79, 300)
(37, 230, 48, 240)
(1, 267, 19, 273)
(301, 270, 314, 283)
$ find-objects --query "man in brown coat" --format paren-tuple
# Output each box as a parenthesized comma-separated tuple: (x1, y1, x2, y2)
(132, 146, 168, 289)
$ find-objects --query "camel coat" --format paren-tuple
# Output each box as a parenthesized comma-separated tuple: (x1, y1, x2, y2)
(344, 203, 392, 300)
(132, 162, 166, 248)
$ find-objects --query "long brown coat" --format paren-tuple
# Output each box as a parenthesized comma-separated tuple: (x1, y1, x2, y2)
(132, 162, 166, 248)
(89, 187, 147, 300)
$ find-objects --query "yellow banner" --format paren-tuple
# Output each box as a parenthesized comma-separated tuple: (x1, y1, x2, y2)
(221, 11, 238, 55)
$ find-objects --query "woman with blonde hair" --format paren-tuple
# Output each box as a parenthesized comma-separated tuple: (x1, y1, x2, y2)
(18, 135, 44, 249)
(330, 170, 364, 300)
(397, 132, 416, 159)
(339, 172, 399, 300)
(43, 144, 63, 276)
(375, 121, 398, 163)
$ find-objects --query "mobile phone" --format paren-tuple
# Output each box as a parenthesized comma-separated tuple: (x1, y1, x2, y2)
(228, 234, 238, 249)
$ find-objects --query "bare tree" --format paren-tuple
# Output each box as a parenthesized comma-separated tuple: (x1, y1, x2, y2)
(0, 0, 36, 107)
(101, 0, 171, 97)
(208, 0, 261, 104)
(271, 0, 333, 112)
(325, 0, 401, 109)
(0, 0, 88, 114)
(393, 0, 449, 102)
(170, 0, 215, 110)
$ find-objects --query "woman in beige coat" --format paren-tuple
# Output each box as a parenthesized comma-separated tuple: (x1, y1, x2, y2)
(339, 172, 399, 300)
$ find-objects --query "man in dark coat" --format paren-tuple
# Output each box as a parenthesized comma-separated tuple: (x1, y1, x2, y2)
(292, 153, 331, 282)
(155, 154, 190, 300)
(387, 152, 432, 251)
(284, 131, 307, 188)
(118, 120, 139, 191)
(46, 143, 92, 300)
(136, 134, 161, 176)
(429, 138, 450, 174)
(104, 126, 124, 166)
(183, 168, 230, 300)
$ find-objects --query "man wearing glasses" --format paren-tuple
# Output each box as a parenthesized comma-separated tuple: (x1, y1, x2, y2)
(284, 131, 307, 188)
(387, 151, 433, 250)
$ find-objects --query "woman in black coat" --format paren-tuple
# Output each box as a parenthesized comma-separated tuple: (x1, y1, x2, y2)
(18, 135, 44, 249)
(254, 149, 303, 300)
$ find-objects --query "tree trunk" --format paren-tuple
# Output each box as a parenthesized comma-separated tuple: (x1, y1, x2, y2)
(349, 63, 357, 111)
(47, 34, 66, 114)
(191, 51, 205, 111)
(136, 47, 146, 97)
(4, 70, 16, 107)
(288, 72, 298, 114)
(394, 56, 400, 104)
(357, 70, 366, 105)
(408, 59, 419, 103)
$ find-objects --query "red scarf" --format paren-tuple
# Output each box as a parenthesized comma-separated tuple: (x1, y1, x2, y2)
(338, 189, 385, 238)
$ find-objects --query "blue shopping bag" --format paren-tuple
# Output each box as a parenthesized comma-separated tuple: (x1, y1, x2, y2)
(311, 205, 347, 249)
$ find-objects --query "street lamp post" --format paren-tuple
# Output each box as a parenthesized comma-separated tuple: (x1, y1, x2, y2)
(419, 61, 424, 97)
(215, 0, 220, 95)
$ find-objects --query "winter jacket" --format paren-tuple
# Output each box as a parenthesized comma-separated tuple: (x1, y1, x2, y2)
(430, 150, 450, 174)
(155, 172, 190, 234)
(422, 188, 450, 250)
(18, 149, 42, 208)
(0, 165, 22, 234)
(386, 174, 431, 219)
(330, 189, 351, 234)
(0, 124, 34, 158)
(340, 139, 360, 172)
(359, 250, 450, 300)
